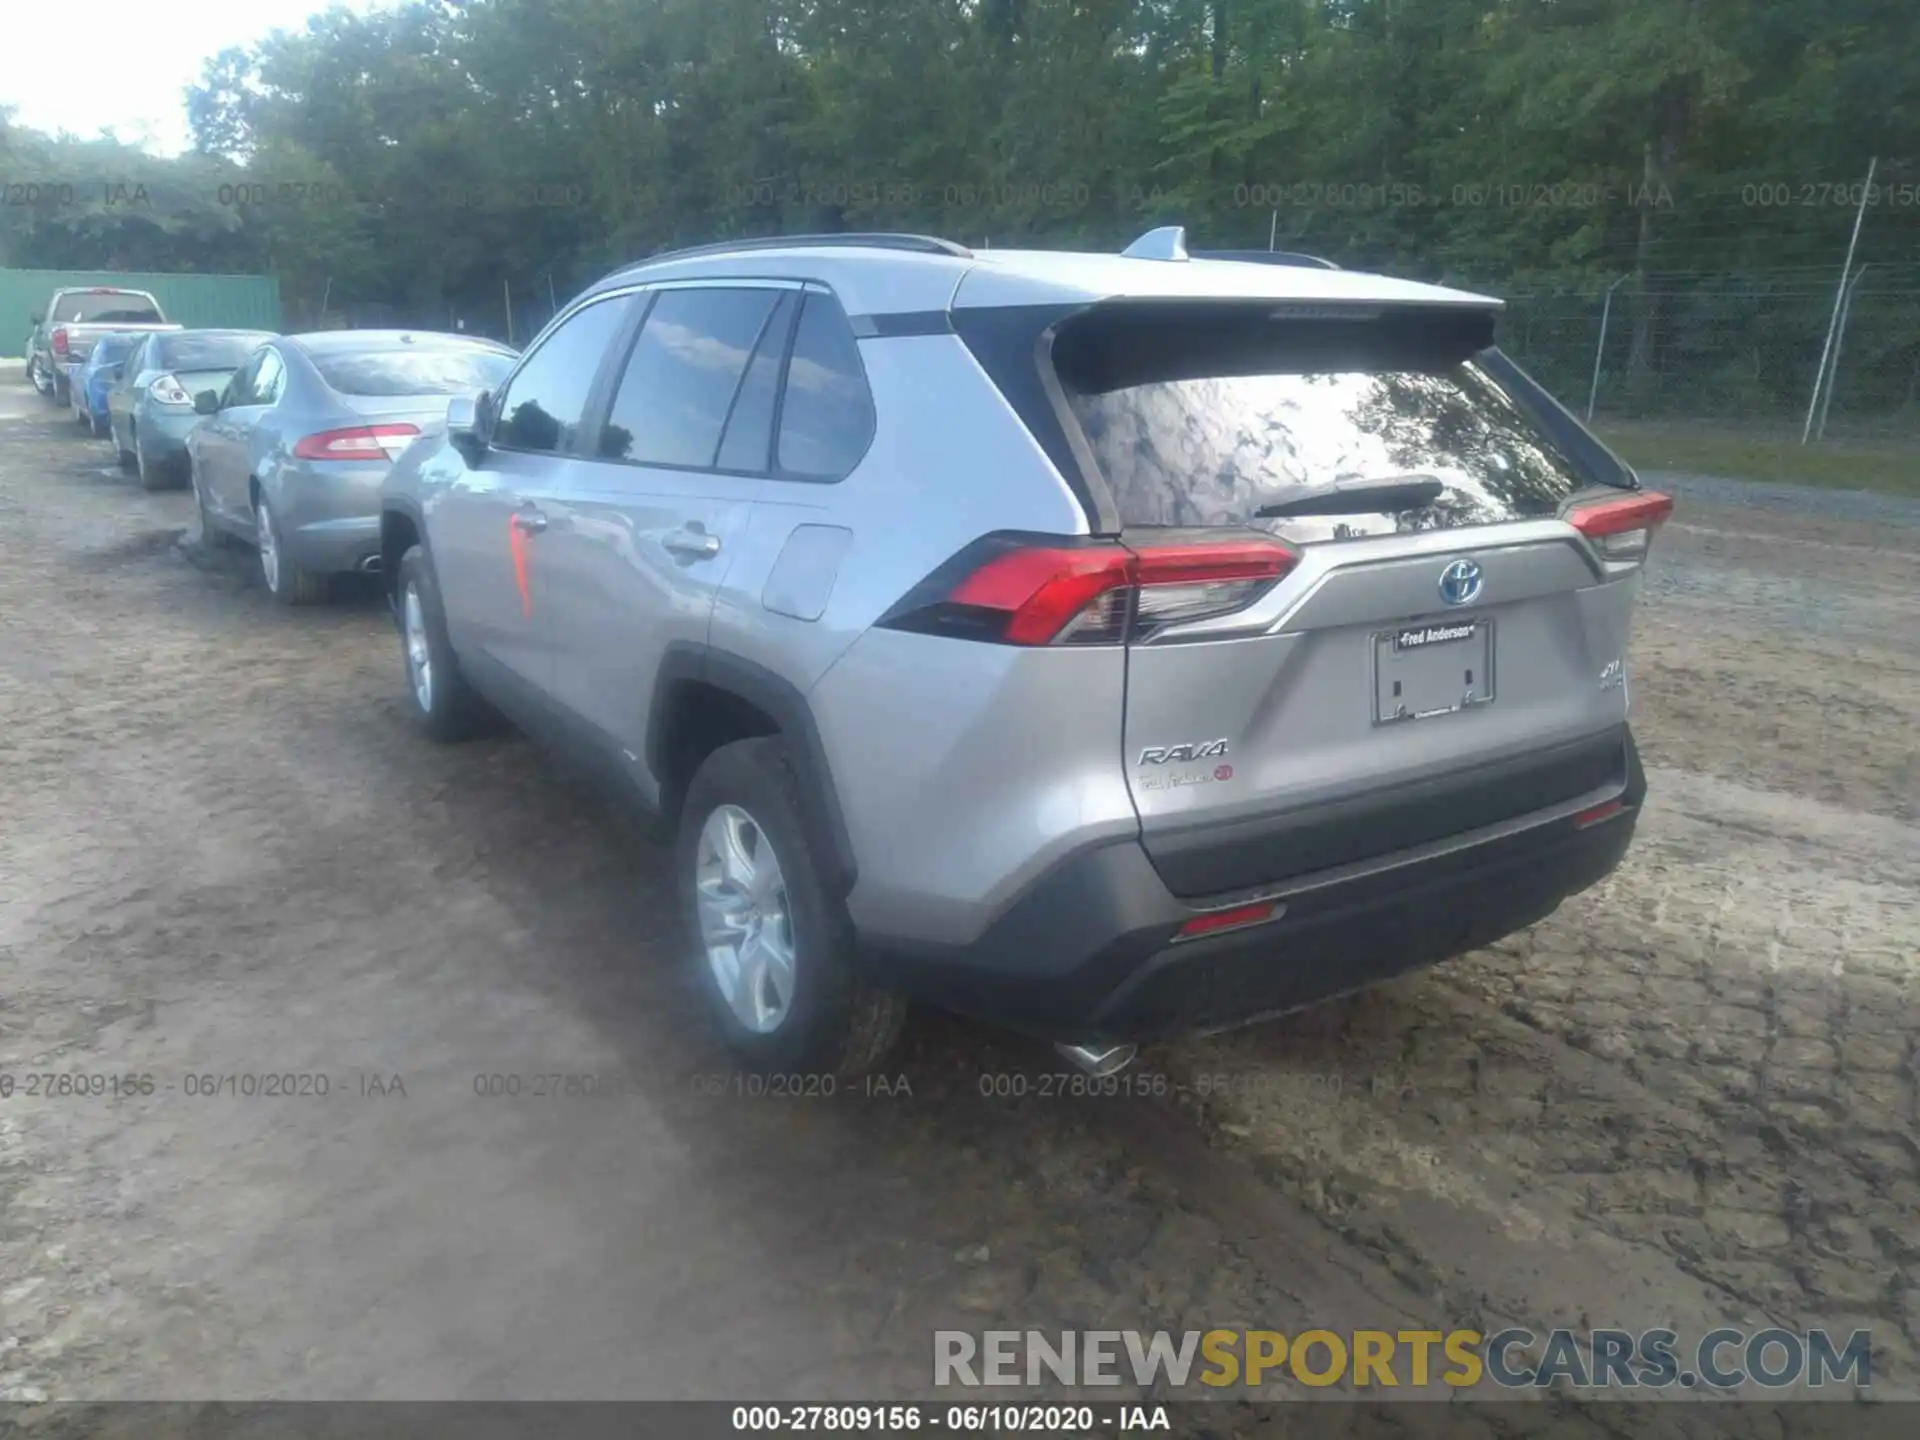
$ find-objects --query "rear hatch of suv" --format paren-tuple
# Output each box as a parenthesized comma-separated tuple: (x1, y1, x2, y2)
(958, 289, 1668, 901)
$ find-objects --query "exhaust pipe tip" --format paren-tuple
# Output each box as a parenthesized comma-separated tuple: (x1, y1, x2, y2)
(1054, 1041, 1138, 1079)
(358, 555, 383, 574)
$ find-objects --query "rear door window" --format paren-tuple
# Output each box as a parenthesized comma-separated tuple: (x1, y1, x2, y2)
(1053, 303, 1625, 539)
(597, 287, 784, 469)
(774, 293, 874, 481)
(714, 293, 798, 473)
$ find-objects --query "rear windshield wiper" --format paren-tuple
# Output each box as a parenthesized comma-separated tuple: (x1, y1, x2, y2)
(1250, 473, 1445, 518)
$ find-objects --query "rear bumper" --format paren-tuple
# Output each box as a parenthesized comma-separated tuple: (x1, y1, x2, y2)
(136, 409, 201, 457)
(860, 727, 1645, 1042)
(275, 467, 388, 573)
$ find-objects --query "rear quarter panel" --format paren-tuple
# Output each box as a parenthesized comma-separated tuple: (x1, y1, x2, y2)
(719, 332, 1134, 948)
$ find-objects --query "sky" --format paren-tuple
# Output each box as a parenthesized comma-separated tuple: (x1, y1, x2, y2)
(1, 0, 385, 156)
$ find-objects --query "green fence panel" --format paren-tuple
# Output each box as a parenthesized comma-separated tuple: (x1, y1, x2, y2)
(1, 268, 283, 357)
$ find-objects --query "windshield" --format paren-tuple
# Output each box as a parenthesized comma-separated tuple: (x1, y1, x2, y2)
(312, 346, 516, 397)
(52, 293, 163, 324)
(159, 334, 271, 372)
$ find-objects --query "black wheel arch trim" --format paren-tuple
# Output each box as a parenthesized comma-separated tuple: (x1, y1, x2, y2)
(646, 642, 859, 900)
(379, 498, 432, 605)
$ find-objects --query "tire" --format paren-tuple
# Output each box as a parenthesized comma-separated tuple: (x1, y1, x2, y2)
(117, 428, 138, 471)
(677, 738, 906, 1076)
(191, 461, 236, 549)
(52, 374, 69, 408)
(28, 357, 52, 397)
(395, 543, 491, 742)
(136, 437, 176, 491)
(253, 491, 328, 605)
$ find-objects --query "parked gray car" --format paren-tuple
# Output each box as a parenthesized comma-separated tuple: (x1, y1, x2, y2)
(379, 229, 1670, 1078)
(189, 331, 517, 604)
(108, 329, 277, 490)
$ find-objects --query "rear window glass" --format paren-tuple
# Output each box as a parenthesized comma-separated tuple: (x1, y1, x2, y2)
(159, 335, 270, 372)
(1055, 304, 1621, 539)
(313, 347, 516, 397)
(53, 293, 162, 324)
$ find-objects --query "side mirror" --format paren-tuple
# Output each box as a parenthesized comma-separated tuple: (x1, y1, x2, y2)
(193, 390, 221, 415)
(447, 392, 489, 464)
(29, 312, 42, 326)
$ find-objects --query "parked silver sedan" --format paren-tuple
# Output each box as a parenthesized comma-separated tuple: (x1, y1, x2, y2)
(188, 331, 518, 604)
(107, 329, 277, 490)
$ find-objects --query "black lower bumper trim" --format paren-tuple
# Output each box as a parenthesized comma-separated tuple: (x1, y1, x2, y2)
(860, 729, 1646, 1042)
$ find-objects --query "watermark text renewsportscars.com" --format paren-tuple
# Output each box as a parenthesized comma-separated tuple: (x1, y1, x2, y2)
(935, 1328, 1872, 1391)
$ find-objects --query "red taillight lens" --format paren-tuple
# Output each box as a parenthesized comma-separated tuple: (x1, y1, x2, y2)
(1565, 491, 1673, 561)
(881, 534, 1298, 646)
(51, 327, 69, 356)
(1573, 798, 1627, 829)
(946, 546, 1135, 645)
(292, 423, 421, 461)
(1174, 900, 1280, 941)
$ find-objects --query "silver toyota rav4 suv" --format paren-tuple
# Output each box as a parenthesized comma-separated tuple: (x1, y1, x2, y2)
(379, 228, 1669, 1077)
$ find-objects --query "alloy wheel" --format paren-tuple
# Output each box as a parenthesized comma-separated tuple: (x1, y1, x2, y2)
(256, 501, 280, 591)
(694, 804, 796, 1034)
(402, 582, 434, 713)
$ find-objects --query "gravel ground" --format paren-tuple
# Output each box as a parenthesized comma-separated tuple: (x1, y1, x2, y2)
(0, 382, 1914, 1425)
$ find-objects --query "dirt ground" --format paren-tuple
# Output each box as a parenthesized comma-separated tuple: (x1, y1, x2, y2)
(0, 377, 1915, 1425)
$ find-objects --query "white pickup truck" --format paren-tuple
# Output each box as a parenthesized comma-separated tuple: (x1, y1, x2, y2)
(26, 287, 181, 407)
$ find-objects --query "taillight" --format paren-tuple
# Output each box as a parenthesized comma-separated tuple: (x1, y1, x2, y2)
(878, 532, 1298, 646)
(292, 424, 421, 461)
(51, 327, 69, 357)
(149, 374, 193, 407)
(1565, 491, 1673, 562)
(1173, 900, 1281, 942)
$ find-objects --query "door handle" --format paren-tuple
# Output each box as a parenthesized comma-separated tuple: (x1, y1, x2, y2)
(511, 507, 548, 535)
(662, 527, 721, 559)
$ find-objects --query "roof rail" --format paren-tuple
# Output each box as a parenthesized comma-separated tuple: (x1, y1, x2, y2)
(643, 232, 974, 264)
(1190, 248, 1340, 271)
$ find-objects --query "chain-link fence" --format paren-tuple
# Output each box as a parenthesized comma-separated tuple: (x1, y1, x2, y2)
(1491, 267, 1920, 442)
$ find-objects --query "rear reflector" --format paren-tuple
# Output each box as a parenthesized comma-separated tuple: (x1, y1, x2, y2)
(1566, 491, 1673, 560)
(292, 423, 421, 461)
(1174, 901, 1280, 941)
(1573, 798, 1627, 829)
(881, 534, 1298, 646)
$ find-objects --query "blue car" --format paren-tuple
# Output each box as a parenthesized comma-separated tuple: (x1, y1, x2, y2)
(70, 332, 144, 438)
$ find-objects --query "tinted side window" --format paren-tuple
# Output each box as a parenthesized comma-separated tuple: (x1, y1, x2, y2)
(715, 293, 798, 473)
(598, 288, 782, 468)
(494, 295, 630, 454)
(224, 354, 263, 407)
(253, 350, 287, 405)
(775, 293, 874, 480)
